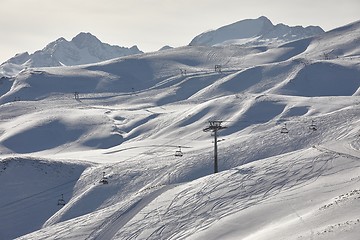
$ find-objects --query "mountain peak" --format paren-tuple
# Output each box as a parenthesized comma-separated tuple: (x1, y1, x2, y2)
(71, 32, 101, 48)
(73, 32, 96, 39)
(1, 32, 143, 75)
(189, 16, 324, 47)
(256, 15, 273, 24)
(54, 37, 67, 43)
(258, 15, 269, 20)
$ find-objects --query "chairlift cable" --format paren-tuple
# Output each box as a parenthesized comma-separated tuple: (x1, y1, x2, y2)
(0, 178, 79, 210)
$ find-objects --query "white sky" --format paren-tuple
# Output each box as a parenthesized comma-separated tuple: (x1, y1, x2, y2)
(0, 0, 359, 63)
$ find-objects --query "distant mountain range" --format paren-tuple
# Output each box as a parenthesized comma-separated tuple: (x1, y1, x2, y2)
(189, 16, 324, 47)
(1, 16, 326, 77)
(1, 15, 360, 240)
(0, 32, 142, 76)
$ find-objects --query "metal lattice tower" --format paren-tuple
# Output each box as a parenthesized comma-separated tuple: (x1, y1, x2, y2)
(203, 121, 227, 173)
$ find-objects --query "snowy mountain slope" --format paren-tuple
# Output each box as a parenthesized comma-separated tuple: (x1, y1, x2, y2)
(0, 157, 92, 240)
(272, 60, 360, 97)
(189, 16, 324, 47)
(0, 32, 142, 77)
(0, 20, 359, 239)
(300, 19, 360, 60)
(114, 146, 360, 240)
(12, 133, 360, 240)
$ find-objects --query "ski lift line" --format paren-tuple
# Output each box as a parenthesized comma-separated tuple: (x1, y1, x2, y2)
(105, 144, 193, 154)
(202, 119, 322, 130)
(0, 178, 79, 210)
(112, 137, 192, 164)
(108, 134, 202, 169)
(285, 100, 360, 106)
(204, 117, 323, 124)
(0, 187, 77, 220)
(0, 194, 69, 220)
(234, 97, 360, 108)
(0, 188, 74, 212)
(68, 67, 236, 102)
(114, 127, 199, 161)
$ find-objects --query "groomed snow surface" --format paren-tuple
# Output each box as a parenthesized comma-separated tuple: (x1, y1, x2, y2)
(1, 20, 360, 240)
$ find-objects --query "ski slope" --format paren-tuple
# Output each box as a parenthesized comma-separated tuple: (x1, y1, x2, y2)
(0, 20, 360, 240)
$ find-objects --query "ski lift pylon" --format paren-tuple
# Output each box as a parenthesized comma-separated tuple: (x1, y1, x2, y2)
(175, 146, 183, 157)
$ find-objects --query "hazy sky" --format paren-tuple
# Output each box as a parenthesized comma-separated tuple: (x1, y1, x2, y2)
(0, 0, 359, 63)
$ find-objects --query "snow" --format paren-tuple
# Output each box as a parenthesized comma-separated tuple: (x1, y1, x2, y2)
(0, 19, 360, 240)
(0, 32, 143, 78)
(0, 157, 91, 240)
(189, 16, 324, 47)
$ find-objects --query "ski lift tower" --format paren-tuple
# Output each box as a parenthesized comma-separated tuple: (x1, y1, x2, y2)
(203, 121, 227, 173)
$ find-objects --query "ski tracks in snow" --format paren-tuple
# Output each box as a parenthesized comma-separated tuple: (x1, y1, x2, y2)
(86, 185, 176, 240)
(123, 148, 340, 239)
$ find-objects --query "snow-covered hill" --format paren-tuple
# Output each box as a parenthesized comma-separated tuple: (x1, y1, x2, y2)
(0, 32, 142, 77)
(189, 16, 324, 47)
(0, 19, 359, 240)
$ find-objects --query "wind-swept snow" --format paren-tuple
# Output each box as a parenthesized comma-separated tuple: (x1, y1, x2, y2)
(0, 19, 360, 240)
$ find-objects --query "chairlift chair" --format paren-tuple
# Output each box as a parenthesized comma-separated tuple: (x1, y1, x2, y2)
(175, 146, 183, 157)
(280, 123, 289, 134)
(309, 120, 317, 131)
(99, 172, 109, 184)
(57, 194, 66, 206)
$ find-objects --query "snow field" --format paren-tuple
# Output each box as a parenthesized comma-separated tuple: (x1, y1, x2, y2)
(0, 20, 360, 239)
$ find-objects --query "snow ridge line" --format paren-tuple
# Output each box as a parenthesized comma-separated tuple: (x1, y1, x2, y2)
(314, 145, 360, 161)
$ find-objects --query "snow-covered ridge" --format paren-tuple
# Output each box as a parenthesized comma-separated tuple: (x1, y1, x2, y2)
(0, 32, 142, 77)
(189, 16, 325, 47)
(0, 19, 359, 240)
(0, 17, 325, 78)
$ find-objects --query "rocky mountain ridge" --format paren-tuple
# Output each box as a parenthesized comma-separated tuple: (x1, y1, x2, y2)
(0, 32, 142, 76)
